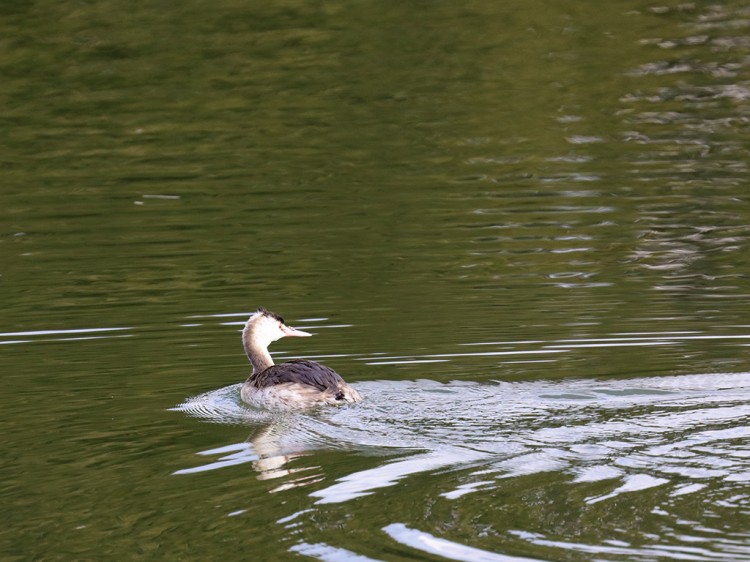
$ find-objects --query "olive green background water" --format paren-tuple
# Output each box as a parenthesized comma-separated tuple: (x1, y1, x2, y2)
(2, 1, 750, 560)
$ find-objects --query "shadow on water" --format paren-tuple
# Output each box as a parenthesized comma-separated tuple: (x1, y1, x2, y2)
(173, 353, 750, 561)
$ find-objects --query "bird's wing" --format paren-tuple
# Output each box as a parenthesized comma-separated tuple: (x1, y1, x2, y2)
(252, 360, 346, 391)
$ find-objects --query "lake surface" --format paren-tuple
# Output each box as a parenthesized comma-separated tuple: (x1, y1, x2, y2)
(2, 1, 750, 560)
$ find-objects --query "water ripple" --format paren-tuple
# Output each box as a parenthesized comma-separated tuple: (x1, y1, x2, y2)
(174, 368, 750, 560)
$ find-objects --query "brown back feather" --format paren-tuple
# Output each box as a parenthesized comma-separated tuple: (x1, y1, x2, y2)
(248, 360, 346, 391)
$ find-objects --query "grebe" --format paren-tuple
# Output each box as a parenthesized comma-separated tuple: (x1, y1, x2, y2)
(240, 307, 363, 410)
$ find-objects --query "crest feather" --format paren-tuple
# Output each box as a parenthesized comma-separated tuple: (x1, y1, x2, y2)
(256, 306, 285, 324)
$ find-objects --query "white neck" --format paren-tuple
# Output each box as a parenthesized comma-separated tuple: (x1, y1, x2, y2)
(242, 323, 275, 375)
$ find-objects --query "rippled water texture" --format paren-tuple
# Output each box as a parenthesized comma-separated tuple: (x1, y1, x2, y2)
(3, 0, 750, 560)
(174, 331, 750, 560)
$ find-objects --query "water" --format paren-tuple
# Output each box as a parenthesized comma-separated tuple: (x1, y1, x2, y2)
(2, 0, 750, 560)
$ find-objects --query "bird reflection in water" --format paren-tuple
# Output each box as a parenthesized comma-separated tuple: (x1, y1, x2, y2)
(172, 415, 325, 494)
(247, 420, 324, 492)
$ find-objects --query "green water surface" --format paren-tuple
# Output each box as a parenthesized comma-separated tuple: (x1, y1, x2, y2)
(2, 1, 750, 560)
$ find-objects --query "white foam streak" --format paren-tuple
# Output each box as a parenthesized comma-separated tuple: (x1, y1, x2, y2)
(0, 327, 132, 337)
(290, 542, 383, 562)
(311, 448, 489, 504)
(172, 442, 258, 475)
(383, 524, 543, 562)
(586, 474, 670, 504)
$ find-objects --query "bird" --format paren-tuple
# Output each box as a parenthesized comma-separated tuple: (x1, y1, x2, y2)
(239, 307, 363, 409)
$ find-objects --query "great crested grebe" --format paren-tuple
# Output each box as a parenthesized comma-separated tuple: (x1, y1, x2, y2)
(240, 307, 363, 409)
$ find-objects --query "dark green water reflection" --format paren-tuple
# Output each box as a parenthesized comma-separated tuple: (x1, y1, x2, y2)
(2, 1, 750, 560)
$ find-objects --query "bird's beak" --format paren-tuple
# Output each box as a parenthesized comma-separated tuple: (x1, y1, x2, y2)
(282, 325, 312, 337)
